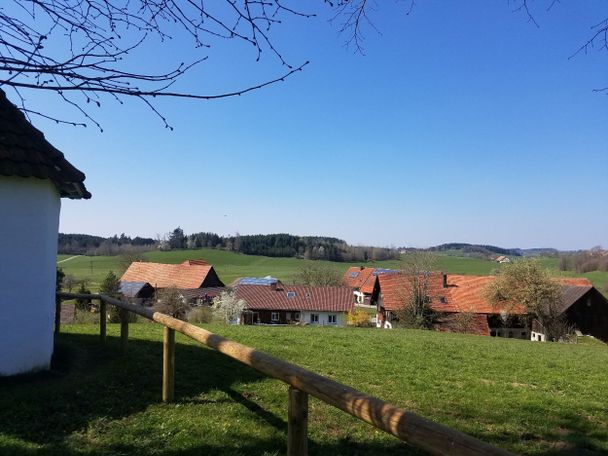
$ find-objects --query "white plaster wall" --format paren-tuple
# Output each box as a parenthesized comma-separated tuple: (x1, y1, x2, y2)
(0, 176, 60, 376)
(301, 311, 347, 327)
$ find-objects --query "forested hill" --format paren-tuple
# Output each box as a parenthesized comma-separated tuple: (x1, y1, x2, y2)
(426, 243, 522, 257)
(58, 230, 399, 262)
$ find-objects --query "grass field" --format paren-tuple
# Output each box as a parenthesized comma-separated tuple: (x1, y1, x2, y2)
(54, 250, 509, 290)
(1, 324, 606, 455)
(56, 249, 608, 295)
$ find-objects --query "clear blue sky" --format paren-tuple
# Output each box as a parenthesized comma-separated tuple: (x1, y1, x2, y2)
(11, 1, 608, 250)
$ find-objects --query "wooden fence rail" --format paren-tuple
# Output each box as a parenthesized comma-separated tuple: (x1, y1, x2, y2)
(56, 292, 515, 456)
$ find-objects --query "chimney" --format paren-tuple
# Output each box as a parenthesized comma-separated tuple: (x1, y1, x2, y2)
(442, 272, 448, 288)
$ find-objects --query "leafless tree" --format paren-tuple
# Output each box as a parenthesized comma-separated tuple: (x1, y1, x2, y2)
(1, 1, 605, 129)
(0, 0, 325, 129)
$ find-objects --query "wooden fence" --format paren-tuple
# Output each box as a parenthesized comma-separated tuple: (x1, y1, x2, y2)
(56, 292, 515, 456)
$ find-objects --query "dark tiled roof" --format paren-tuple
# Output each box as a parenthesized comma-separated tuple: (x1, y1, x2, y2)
(0, 89, 90, 199)
(558, 285, 593, 314)
(235, 285, 354, 312)
(177, 287, 226, 301)
(119, 281, 152, 298)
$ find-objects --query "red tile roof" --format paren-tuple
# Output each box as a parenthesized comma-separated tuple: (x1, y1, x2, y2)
(378, 272, 450, 312)
(121, 260, 223, 289)
(235, 285, 354, 312)
(380, 273, 597, 316)
(343, 267, 378, 294)
(446, 275, 526, 314)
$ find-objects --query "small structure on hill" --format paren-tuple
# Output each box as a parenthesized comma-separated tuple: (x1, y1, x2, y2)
(0, 89, 90, 376)
(234, 280, 354, 326)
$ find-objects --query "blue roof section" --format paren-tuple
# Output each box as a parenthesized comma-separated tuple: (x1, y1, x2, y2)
(372, 269, 401, 276)
(120, 281, 150, 297)
(239, 277, 279, 286)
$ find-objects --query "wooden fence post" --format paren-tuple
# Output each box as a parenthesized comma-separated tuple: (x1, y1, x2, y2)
(54, 295, 62, 334)
(163, 327, 175, 403)
(120, 309, 129, 354)
(99, 298, 107, 345)
(287, 386, 308, 456)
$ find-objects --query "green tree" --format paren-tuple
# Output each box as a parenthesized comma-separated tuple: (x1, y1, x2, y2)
(56, 267, 65, 292)
(485, 260, 568, 341)
(75, 281, 93, 311)
(99, 271, 124, 322)
(168, 227, 186, 250)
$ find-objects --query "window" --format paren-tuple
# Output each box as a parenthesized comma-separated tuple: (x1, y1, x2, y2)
(286, 291, 296, 298)
(294, 312, 300, 321)
(439, 296, 446, 304)
(271, 312, 279, 322)
(310, 313, 319, 324)
(328, 314, 337, 325)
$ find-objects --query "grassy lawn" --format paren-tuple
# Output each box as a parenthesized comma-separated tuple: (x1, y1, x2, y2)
(1, 324, 607, 455)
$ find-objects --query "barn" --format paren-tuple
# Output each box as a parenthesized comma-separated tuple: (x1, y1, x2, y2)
(0, 89, 90, 376)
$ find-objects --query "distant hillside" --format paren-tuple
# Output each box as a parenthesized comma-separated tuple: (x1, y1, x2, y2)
(515, 248, 560, 257)
(426, 243, 522, 258)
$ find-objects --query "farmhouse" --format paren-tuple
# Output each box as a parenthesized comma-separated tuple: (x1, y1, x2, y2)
(234, 281, 354, 326)
(343, 267, 400, 305)
(0, 89, 90, 376)
(121, 259, 224, 290)
(377, 273, 608, 342)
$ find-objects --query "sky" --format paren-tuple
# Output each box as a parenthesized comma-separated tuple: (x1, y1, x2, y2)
(7, 1, 608, 250)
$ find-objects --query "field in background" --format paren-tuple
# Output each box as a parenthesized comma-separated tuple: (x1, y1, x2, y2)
(1, 324, 606, 455)
(57, 249, 608, 294)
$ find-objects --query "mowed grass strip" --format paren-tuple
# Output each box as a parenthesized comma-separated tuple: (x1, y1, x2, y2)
(1, 324, 606, 455)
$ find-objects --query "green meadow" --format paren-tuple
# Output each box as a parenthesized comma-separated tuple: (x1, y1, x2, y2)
(1, 324, 606, 455)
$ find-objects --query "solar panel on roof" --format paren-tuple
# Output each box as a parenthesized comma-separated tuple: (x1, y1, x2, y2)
(349, 271, 359, 278)
(239, 277, 278, 286)
(373, 269, 400, 276)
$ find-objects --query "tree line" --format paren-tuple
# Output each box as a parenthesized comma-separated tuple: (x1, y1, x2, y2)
(165, 228, 399, 262)
(559, 248, 608, 273)
(58, 233, 156, 255)
(59, 228, 399, 262)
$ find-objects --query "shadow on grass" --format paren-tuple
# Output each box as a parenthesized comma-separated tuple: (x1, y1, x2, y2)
(0, 331, 419, 456)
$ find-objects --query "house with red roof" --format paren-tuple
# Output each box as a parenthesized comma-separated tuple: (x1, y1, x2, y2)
(234, 281, 354, 326)
(120, 259, 224, 291)
(377, 273, 608, 341)
(342, 267, 400, 305)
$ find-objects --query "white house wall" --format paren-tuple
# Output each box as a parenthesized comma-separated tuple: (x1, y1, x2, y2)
(300, 311, 347, 327)
(0, 176, 61, 376)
